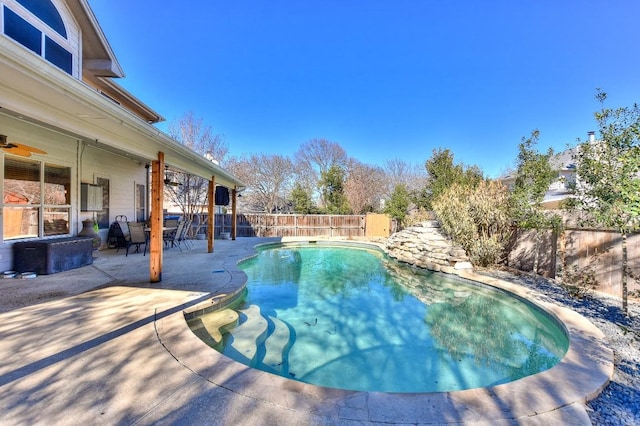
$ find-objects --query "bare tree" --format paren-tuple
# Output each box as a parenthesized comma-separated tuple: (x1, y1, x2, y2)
(166, 112, 228, 236)
(294, 138, 348, 206)
(383, 158, 427, 194)
(168, 111, 228, 164)
(344, 160, 387, 214)
(226, 154, 294, 213)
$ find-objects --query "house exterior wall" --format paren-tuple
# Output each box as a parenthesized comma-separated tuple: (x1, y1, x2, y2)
(0, 113, 76, 271)
(80, 145, 147, 244)
(0, 113, 148, 271)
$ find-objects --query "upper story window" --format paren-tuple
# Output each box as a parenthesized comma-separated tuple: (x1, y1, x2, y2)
(15, 0, 66, 37)
(2, 0, 73, 74)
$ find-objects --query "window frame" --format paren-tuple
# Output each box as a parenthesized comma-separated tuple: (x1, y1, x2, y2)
(1, 0, 74, 75)
(3, 155, 72, 240)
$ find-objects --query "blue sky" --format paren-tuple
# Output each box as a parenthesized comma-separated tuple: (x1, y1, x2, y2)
(89, 1, 639, 178)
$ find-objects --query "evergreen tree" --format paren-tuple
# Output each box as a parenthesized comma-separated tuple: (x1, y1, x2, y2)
(384, 184, 411, 227)
(319, 165, 351, 214)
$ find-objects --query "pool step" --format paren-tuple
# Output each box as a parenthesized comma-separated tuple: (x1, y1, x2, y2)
(229, 305, 268, 363)
(229, 305, 294, 372)
(186, 308, 239, 347)
(261, 315, 294, 373)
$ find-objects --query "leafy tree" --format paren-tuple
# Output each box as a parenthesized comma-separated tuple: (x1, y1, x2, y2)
(415, 148, 483, 210)
(509, 130, 561, 273)
(384, 184, 411, 227)
(509, 130, 559, 227)
(319, 164, 350, 214)
(566, 90, 640, 314)
(294, 138, 348, 206)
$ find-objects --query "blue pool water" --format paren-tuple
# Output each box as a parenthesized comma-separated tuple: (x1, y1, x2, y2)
(201, 244, 569, 393)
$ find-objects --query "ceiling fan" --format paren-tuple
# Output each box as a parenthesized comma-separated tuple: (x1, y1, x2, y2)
(0, 134, 47, 157)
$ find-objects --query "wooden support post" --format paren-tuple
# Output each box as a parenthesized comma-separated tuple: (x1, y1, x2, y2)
(208, 176, 215, 253)
(231, 188, 237, 240)
(149, 152, 164, 282)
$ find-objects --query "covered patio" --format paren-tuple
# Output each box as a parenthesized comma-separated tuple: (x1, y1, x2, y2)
(0, 0, 245, 282)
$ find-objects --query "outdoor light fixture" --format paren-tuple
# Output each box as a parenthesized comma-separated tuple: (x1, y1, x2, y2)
(164, 165, 181, 187)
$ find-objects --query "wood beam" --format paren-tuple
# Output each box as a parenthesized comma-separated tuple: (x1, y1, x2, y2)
(208, 176, 215, 253)
(231, 188, 237, 240)
(149, 152, 164, 282)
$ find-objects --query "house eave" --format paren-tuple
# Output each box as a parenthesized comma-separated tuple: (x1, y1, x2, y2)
(0, 37, 245, 190)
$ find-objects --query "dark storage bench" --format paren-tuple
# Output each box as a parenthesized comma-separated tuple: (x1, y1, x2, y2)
(13, 237, 94, 275)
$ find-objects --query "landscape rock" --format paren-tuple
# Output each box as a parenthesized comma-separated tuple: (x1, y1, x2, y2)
(385, 221, 471, 273)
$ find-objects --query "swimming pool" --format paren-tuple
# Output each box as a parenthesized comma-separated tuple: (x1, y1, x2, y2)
(189, 243, 569, 393)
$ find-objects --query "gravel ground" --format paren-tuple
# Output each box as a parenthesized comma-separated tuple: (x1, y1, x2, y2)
(481, 269, 640, 426)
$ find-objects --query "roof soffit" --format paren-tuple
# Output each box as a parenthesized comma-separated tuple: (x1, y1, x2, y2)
(64, 0, 124, 78)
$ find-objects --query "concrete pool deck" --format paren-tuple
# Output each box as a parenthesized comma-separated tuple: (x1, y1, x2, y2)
(0, 237, 613, 425)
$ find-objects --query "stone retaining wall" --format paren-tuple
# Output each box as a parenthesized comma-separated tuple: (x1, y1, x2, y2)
(385, 220, 472, 274)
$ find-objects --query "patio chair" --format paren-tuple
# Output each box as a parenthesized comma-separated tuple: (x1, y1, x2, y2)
(114, 220, 130, 253)
(126, 222, 148, 256)
(164, 220, 185, 251)
(177, 219, 193, 249)
(164, 219, 179, 228)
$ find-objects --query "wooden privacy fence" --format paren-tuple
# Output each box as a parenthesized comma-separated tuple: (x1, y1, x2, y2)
(508, 226, 640, 298)
(208, 213, 394, 238)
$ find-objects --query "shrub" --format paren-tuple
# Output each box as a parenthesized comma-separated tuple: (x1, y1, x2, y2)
(405, 207, 435, 227)
(432, 181, 512, 267)
(561, 264, 598, 299)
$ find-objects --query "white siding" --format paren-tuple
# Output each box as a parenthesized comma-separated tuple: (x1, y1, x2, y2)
(0, 113, 148, 271)
(81, 145, 147, 240)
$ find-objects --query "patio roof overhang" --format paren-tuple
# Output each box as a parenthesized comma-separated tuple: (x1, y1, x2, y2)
(0, 37, 245, 190)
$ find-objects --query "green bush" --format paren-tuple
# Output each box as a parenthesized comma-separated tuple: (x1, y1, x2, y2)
(432, 181, 511, 267)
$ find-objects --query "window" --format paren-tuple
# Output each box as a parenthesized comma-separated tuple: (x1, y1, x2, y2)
(3, 156, 71, 239)
(44, 35, 72, 74)
(95, 177, 110, 229)
(2, 2, 73, 74)
(15, 0, 67, 38)
(4, 7, 41, 54)
(135, 183, 146, 222)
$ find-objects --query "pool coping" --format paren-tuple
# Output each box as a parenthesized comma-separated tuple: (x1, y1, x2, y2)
(159, 240, 614, 424)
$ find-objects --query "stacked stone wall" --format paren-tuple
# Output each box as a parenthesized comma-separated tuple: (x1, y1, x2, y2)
(385, 221, 472, 274)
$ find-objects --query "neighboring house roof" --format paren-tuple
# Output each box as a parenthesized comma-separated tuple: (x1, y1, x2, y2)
(497, 146, 578, 209)
(0, 0, 244, 190)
